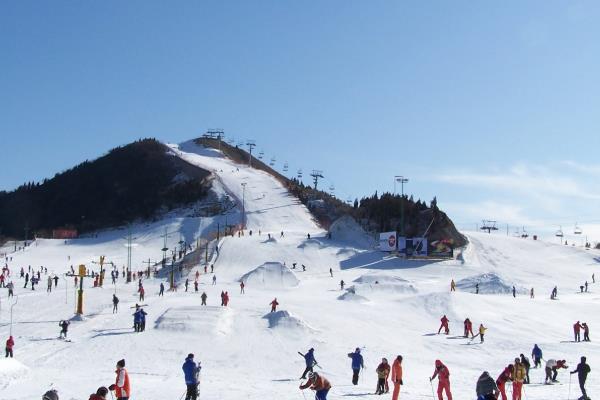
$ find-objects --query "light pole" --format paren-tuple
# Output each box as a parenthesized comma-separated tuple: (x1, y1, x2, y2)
(241, 182, 247, 229)
(395, 176, 409, 236)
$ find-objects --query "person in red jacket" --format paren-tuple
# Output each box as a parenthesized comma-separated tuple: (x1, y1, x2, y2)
(300, 372, 332, 400)
(391, 355, 403, 400)
(438, 315, 450, 335)
(5, 336, 14, 358)
(574, 321, 583, 342)
(430, 360, 452, 400)
(496, 364, 513, 400)
(463, 318, 474, 338)
(109, 359, 130, 400)
(89, 387, 109, 400)
(270, 298, 279, 312)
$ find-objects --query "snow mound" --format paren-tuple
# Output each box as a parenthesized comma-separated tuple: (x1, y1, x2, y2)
(329, 215, 375, 249)
(239, 262, 299, 288)
(0, 358, 29, 387)
(350, 273, 417, 294)
(297, 239, 325, 249)
(154, 306, 232, 335)
(263, 310, 315, 332)
(455, 273, 528, 294)
(337, 288, 369, 302)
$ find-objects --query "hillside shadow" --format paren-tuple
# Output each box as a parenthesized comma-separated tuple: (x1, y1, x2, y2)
(340, 250, 440, 270)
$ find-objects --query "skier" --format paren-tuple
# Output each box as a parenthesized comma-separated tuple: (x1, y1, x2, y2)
(109, 359, 130, 400)
(212, 275, 216, 285)
(340, 280, 345, 290)
(430, 360, 452, 400)
(299, 371, 331, 400)
(133, 309, 141, 332)
(545, 359, 567, 383)
(139, 286, 145, 301)
(475, 283, 479, 294)
(574, 321, 583, 342)
(159, 282, 164, 296)
(240, 281, 245, 294)
(185, 279, 189, 292)
(375, 357, 390, 395)
(201, 292, 207, 305)
(139, 308, 147, 332)
(220, 291, 225, 306)
(7, 281, 14, 297)
(299, 348, 317, 379)
(495, 364, 513, 400)
(531, 344, 542, 368)
(582, 322, 590, 341)
(570, 356, 591, 400)
(464, 318, 474, 338)
(512, 357, 526, 400)
(478, 324, 487, 343)
(89, 387, 109, 400)
(519, 354, 530, 384)
(5, 335, 14, 358)
(59, 320, 70, 339)
(182, 353, 201, 400)
(512, 286, 516, 298)
(475, 371, 498, 400)
(47, 275, 52, 292)
(551, 286, 558, 300)
(450, 279, 456, 292)
(530, 288, 534, 299)
(112, 294, 119, 313)
(223, 291, 229, 306)
(270, 298, 279, 312)
(42, 390, 59, 400)
(391, 355, 403, 400)
(438, 315, 450, 335)
(347, 347, 364, 385)
(194, 280, 198, 292)
(53, 275, 58, 288)
(329, 268, 333, 277)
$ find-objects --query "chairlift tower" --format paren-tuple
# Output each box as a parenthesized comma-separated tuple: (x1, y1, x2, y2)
(246, 140, 256, 167)
(310, 170, 324, 190)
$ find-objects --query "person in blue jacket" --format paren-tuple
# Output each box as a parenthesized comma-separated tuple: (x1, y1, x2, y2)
(133, 309, 142, 332)
(531, 344, 542, 368)
(182, 353, 201, 400)
(299, 348, 317, 379)
(347, 348, 364, 385)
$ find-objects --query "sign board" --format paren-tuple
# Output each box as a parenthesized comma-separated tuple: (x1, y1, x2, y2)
(429, 239, 454, 258)
(398, 237, 428, 256)
(379, 231, 397, 252)
(78, 265, 86, 277)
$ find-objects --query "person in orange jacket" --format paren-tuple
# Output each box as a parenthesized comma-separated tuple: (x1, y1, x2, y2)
(270, 298, 279, 312)
(430, 360, 452, 400)
(391, 355, 403, 400)
(5, 335, 14, 358)
(300, 372, 332, 400)
(438, 315, 450, 335)
(109, 359, 130, 400)
(495, 364, 513, 400)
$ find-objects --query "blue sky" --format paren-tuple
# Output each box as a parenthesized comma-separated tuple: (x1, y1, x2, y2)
(2, 1, 600, 238)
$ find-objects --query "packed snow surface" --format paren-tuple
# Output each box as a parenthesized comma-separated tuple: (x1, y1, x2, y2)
(239, 262, 300, 289)
(1, 142, 599, 399)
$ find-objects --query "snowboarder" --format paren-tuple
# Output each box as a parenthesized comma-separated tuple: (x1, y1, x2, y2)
(299, 348, 317, 379)
(113, 294, 119, 313)
(450, 279, 456, 292)
(519, 354, 530, 384)
(5, 335, 14, 358)
(299, 371, 331, 400)
(545, 359, 567, 383)
(583, 322, 590, 341)
(495, 364, 513, 400)
(476, 371, 498, 400)
(375, 357, 390, 394)
(478, 323, 487, 343)
(348, 348, 364, 385)
(531, 344, 542, 368)
(391, 355, 403, 400)
(574, 321, 583, 342)
(201, 292, 207, 305)
(59, 320, 70, 339)
(464, 318, 474, 338)
(438, 315, 450, 335)
(340, 280, 345, 290)
(512, 357, 526, 400)
(109, 359, 130, 400)
(570, 356, 591, 400)
(270, 298, 279, 312)
(88, 387, 109, 400)
(430, 359, 452, 400)
(182, 353, 201, 400)
(159, 282, 164, 296)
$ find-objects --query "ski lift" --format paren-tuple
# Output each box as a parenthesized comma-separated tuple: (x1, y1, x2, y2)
(297, 169, 303, 179)
(329, 184, 335, 195)
(269, 157, 276, 167)
(283, 162, 289, 172)
(521, 226, 529, 239)
(555, 226, 564, 238)
(574, 223, 582, 235)
(258, 150, 264, 160)
(480, 220, 498, 234)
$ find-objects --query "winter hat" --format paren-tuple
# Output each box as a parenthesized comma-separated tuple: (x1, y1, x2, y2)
(188, 353, 194, 359)
(96, 387, 108, 396)
(117, 359, 125, 367)
(355, 347, 360, 352)
(435, 360, 443, 367)
(42, 389, 59, 400)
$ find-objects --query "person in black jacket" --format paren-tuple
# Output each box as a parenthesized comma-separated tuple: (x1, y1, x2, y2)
(570, 356, 591, 400)
(475, 371, 498, 400)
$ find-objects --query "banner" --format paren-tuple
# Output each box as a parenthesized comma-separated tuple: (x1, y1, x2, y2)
(379, 231, 397, 252)
(429, 239, 454, 258)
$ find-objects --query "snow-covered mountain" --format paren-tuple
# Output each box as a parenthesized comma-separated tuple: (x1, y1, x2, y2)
(0, 140, 598, 400)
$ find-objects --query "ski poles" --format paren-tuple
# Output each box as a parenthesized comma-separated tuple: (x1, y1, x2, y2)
(568, 373, 572, 400)
(429, 379, 436, 399)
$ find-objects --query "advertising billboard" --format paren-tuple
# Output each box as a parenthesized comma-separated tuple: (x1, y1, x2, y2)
(379, 231, 397, 252)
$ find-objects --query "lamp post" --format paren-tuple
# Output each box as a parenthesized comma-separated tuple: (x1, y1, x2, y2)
(395, 176, 409, 236)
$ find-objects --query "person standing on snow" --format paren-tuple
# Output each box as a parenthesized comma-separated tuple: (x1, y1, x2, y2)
(512, 357, 526, 400)
(185, 279, 189, 292)
(519, 354, 530, 384)
(391, 355, 403, 400)
(574, 321, 583, 342)
(375, 358, 390, 395)
(463, 318, 473, 338)
(182, 353, 201, 400)
(495, 364, 513, 400)
(571, 356, 591, 400)
(545, 359, 567, 383)
(201, 292, 207, 305)
(512, 286, 516, 298)
(299, 348, 317, 379)
(478, 324, 487, 343)
(299, 372, 331, 400)
(329, 268, 333, 277)
(531, 344, 543, 368)
(59, 320, 70, 339)
(159, 282, 165, 296)
(450, 279, 456, 292)
(5, 335, 14, 357)
(348, 348, 364, 385)
(430, 359, 452, 400)
(438, 315, 450, 335)
(270, 298, 279, 312)
(340, 280, 345, 290)
(212, 275, 216, 285)
(475, 371, 498, 400)
(240, 281, 245, 294)
(109, 359, 130, 400)
(582, 322, 590, 341)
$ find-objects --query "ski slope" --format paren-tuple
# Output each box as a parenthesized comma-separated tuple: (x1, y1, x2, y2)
(1, 142, 599, 400)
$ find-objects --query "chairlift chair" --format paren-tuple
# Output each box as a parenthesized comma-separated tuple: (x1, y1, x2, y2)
(555, 226, 564, 238)
(574, 223, 582, 235)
